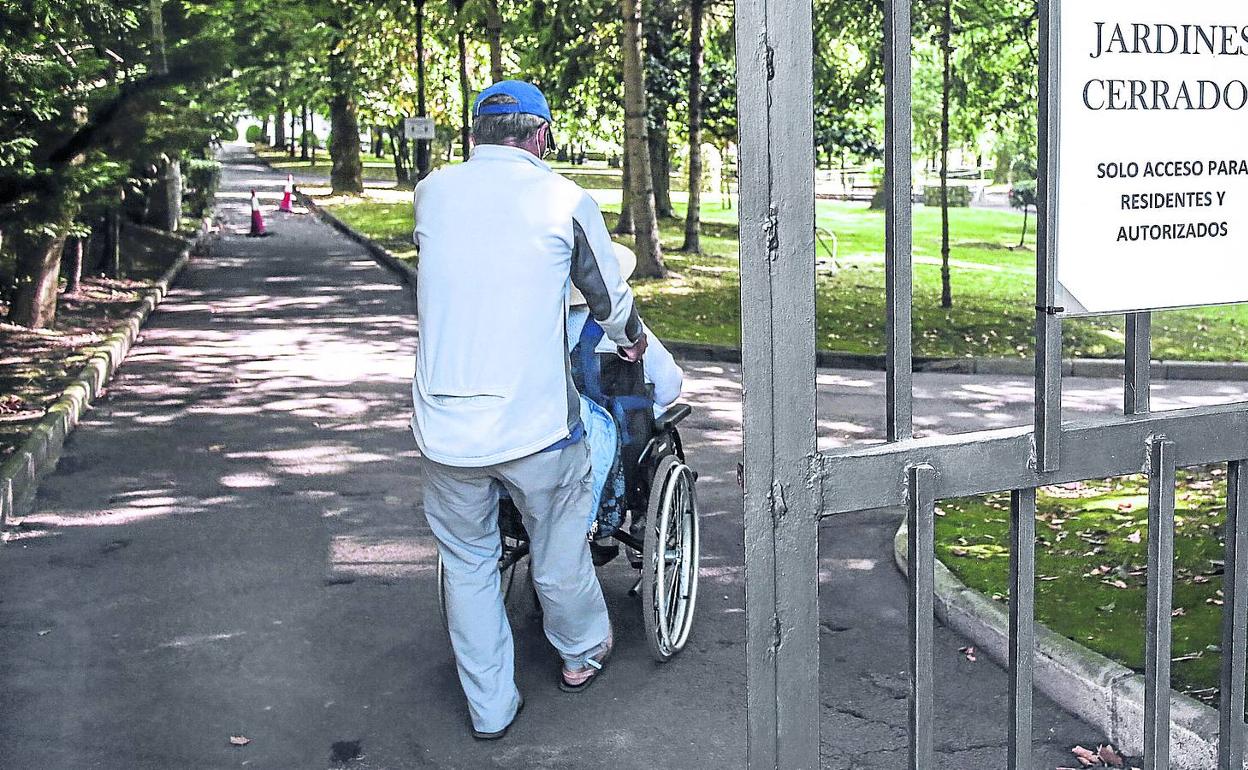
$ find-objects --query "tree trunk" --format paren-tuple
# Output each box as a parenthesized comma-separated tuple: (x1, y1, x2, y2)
(620, 0, 666, 278)
(415, 0, 431, 179)
(260, 115, 269, 142)
(680, 0, 703, 252)
(162, 158, 182, 232)
(484, 0, 505, 82)
(8, 229, 68, 329)
(456, 23, 471, 161)
(1018, 208, 1029, 249)
(301, 104, 310, 160)
(328, 47, 364, 195)
(289, 112, 297, 157)
(939, 0, 953, 309)
(649, 115, 672, 219)
(274, 103, 287, 149)
(65, 237, 83, 295)
(614, 141, 636, 235)
(391, 122, 411, 186)
(106, 190, 123, 277)
(149, 0, 167, 73)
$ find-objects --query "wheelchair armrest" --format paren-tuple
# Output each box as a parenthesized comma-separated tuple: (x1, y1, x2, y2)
(654, 403, 692, 433)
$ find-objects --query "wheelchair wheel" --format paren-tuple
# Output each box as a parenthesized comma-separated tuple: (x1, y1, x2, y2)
(642, 454, 700, 663)
(435, 537, 526, 637)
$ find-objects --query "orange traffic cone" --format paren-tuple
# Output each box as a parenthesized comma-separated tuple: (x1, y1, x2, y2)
(248, 189, 268, 237)
(278, 174, 294, 213)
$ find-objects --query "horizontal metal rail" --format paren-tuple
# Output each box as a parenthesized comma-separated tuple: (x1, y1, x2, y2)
(820, 400, 1248, 516)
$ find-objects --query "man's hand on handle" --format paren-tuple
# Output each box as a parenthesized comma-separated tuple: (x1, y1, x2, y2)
(618, 331, 648, 363)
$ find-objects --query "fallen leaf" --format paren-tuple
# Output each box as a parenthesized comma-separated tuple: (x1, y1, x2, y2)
(229, 736, 251, 747)
(1101, 579, 1129, 589)
(37, 630, 51, 637)
(958, 645, 977, 662)
(1193, 574, 1210, 584)
(1126, 530, 1142, 544)
(1172, 607, 1187, 617)
(1099, 743, 1126, 767)
(1097, 603, 1116, 612)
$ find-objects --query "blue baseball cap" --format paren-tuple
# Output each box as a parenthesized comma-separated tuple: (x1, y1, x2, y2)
(473, 80, 553, 123)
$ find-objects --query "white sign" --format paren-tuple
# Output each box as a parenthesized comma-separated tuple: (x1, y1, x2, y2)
(404, 117, 435, 141)
(1056, 1, 1248, 316)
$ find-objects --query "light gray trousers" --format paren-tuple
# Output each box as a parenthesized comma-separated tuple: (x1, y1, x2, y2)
(421, 440, 611, 732)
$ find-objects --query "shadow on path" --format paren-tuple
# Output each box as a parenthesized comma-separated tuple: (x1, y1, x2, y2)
(0, 146, 1122, 768)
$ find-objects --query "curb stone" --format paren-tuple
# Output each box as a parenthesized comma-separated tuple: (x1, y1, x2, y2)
(0, 223, 210, 528)
(892, 519, 1241, 769)
(290, 180, 1248, 382)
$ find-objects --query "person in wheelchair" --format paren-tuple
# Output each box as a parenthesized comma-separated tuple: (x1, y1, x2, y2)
(566, 243, 684, 560)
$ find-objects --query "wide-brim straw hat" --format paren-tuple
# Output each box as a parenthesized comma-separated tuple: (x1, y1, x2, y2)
(570, 242, 637, 307)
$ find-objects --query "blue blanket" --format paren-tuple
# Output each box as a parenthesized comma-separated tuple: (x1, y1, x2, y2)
(581, 395, 626, 539)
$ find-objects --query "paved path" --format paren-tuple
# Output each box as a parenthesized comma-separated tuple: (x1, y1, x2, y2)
(5, 147, 1247, 768)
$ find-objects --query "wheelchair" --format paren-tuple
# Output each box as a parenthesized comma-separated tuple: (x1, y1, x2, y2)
(436, 321, 701, 663)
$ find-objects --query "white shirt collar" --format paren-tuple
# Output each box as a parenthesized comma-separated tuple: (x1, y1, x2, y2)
(469, 143, 551, 172)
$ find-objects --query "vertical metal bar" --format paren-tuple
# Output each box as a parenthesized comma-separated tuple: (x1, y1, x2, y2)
(1144, 438, 1176, 770)
(1034, 0, 1062, 472)
(735, 3, 777, 762)
(1009, 488, 1036, 770)
(1219, 461, 1248, 770)
(735, 0, 818, 762)
(1125, 313, 1152, 415)
(884, 0, 913, 442)
(907, 464, 936, 770)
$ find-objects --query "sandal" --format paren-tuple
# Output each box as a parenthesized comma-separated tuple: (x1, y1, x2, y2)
(559, 635, 613, 693)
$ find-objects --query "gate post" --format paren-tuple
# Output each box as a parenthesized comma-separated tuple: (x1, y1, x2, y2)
(735, 0, 818, 761)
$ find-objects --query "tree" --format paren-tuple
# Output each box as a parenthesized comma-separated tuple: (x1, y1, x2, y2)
(416, 0, 431, 178)
(680, 0, 704, 252)
(1009, 179, 1036, 248)
(483, 0, 505, 81)
(2, 0, 230, 327)
(149, 0, 182, 233)
(938, 0, 953, 308)
(452, 0, 472, 161)
(620, 0, 666, 277)
(643, 0, 683, 220)
(325, 5, 364, 195)
(615, 151, 635, 235)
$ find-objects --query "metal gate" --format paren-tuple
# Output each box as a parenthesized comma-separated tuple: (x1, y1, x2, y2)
(733, 0, 1248, 768)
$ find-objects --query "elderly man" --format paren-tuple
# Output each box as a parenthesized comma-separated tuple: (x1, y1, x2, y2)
(410, 80, 647, 739)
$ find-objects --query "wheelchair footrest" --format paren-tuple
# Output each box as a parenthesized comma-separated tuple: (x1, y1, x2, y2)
(589, 540, 619, 567)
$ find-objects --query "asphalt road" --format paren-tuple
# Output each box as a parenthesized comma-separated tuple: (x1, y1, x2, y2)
(5, 147, 1246, 769)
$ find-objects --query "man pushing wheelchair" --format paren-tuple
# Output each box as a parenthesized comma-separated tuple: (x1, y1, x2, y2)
(411, 80, 697, 741)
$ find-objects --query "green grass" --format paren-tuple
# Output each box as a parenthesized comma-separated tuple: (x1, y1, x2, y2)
(255, 147, 400, 181)
(325, 198, 418, 261)
(936, 470, 1242, 708)
(315, 163, 1248, 361)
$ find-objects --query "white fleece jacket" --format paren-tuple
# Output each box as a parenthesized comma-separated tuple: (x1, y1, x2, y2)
(410, 144, 642, 467)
